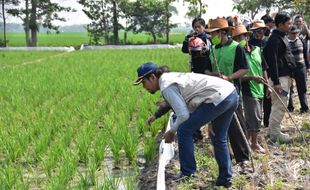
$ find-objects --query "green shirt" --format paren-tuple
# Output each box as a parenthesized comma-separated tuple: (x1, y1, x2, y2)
(244, 47, 265, 98)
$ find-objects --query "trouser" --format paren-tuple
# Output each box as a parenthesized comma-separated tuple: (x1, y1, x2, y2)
(243, 95, 263, 132)
(268, 76, 291, 134)
(227, 103, 249, 163)
(288, 65, 309, 112)
(263, 85, 272, 127)
(177, 90, 239, 184)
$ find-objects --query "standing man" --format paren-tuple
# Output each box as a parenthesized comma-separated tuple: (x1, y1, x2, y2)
(261, 10, 275, 38)
(249, 20, 272, 128)
(249, 20, 269, 50)
(232, 24, 269, 153)
(264, 12, 296, 143)
(287, 25, 309, 114)
(294, 15, 310, 70)
(261, 9, 271, 23)
(134, 62, 239, 187)
(294, 15, 310, 40)
(205, 18, 250, 167)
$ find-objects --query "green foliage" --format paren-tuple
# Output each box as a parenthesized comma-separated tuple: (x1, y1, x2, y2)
(144, 137, 157, 163)
(232, 0, 268, 19)
(233, 0, 296, 19)
(78, 0, 112, 45)
(129, 0, 166, 43)
(0, 39, 8, 47)
(302, 121, 310, 130)
(7, 0, 74, 46)
(6, 32, 186, 47)
(232, 175, 249, 189)
(183, 0, 207, 18)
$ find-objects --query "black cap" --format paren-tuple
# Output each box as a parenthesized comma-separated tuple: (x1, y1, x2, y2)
(289, 25, 301, 33)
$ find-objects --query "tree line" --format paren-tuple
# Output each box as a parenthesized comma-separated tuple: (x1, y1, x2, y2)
(1, 0, 209, 47)
(232, 0, 309, 20)
(1, 0, 307, 47)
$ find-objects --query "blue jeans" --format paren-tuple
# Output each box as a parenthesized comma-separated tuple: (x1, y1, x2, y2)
(177, 90, 239, 184)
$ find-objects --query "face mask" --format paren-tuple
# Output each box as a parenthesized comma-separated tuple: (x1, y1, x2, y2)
(239, 40, 247, 47)
(211, 36, 221, 45)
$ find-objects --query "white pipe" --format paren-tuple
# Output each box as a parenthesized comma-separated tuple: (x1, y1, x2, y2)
(156, 113, 175, 190)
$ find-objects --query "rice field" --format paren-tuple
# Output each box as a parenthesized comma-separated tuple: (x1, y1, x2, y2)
(0, 49, 189, 189)
(5, 32, 187, 47)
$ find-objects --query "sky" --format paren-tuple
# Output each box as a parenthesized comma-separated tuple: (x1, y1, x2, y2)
(5, 0, 267, 26)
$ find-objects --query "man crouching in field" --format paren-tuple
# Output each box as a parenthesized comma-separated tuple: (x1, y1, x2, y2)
(133, 62, 238, 187)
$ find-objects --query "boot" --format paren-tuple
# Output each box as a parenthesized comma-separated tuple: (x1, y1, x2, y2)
(268, 126, 291, 143)
(250, 132, 265, 153)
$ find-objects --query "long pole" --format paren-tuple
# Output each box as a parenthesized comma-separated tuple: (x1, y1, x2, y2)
(257, 76, 308, 145)
(210, 46, 255, 172)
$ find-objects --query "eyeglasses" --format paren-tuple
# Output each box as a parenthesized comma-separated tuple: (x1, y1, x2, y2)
(253, 29, 264, 33)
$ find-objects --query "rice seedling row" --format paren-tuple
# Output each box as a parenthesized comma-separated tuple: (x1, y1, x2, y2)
(0, 49, 188, 188)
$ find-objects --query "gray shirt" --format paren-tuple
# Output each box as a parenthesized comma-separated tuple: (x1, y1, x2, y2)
(162, 84, 190, 133)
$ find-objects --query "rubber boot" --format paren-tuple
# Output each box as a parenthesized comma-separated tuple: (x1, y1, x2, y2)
(268, 126, 290, 143)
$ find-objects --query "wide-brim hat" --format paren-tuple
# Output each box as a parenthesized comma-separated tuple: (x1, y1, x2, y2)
(133, 62, 158, 85)
(250, 20, 268, 30)
(205, 18, 233, 33)
(232, 24, 252, 38)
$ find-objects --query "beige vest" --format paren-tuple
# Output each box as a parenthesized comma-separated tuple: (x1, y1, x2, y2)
(159, 72, 235, 112)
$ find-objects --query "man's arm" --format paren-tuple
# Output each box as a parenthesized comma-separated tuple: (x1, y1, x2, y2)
(229, 44, 249, 81)
(264, 37, 280, 85)
(162, 84, 189, 133)
(146, 100, 171, 126)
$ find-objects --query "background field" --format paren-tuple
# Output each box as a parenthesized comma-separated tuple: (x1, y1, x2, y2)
(0, 49, 189, 189)
(5, 32, 187, 47)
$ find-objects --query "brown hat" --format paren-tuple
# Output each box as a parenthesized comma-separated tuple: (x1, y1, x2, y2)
(232, 24, 252, 38)
(205, 18, 233, 33)
(250, 20, 267, 30)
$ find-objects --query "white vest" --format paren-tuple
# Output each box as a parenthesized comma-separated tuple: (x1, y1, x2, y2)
(159, 72, 236, 112)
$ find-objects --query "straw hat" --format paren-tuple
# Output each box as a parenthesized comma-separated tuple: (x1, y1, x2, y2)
(250, 20, 267, 30)
(205, 18, 233, 33)
(232, 24, 252, 38)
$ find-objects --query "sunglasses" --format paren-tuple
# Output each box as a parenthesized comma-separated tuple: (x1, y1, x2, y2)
(253, 29, 264, 33)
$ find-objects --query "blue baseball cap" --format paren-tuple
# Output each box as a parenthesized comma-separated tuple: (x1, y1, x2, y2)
(133, 62, 158, 85)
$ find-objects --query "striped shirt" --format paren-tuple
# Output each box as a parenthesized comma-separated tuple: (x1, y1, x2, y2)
(288, 38, 305, 66)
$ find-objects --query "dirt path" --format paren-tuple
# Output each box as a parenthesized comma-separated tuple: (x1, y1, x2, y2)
(139, 90, 310, 190)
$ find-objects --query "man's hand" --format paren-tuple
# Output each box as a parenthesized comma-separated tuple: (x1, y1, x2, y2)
(221, 75, 230, 81)
(164, 131, 175, 143)
(188, 36, 196, 42)
(273, 84, 283, 95)
(265, 87, 272, 98)
(252, 76, 266, 84)
(155, 100, 168, 109)
(147, 115, 156, 126)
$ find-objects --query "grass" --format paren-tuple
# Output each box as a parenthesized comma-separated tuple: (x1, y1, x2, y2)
(0, 51, 64, 66)
(5, 31, 187, 47)
(0, 48, 189, 188)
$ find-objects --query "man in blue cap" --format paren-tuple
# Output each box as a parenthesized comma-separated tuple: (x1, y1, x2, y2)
(134, 62, 239, 187)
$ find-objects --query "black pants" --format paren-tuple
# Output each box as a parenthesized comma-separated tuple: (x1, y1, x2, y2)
(263, 84, 272, 127)
(288, 65, 309, 112)
(228, 104, 249, 163)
